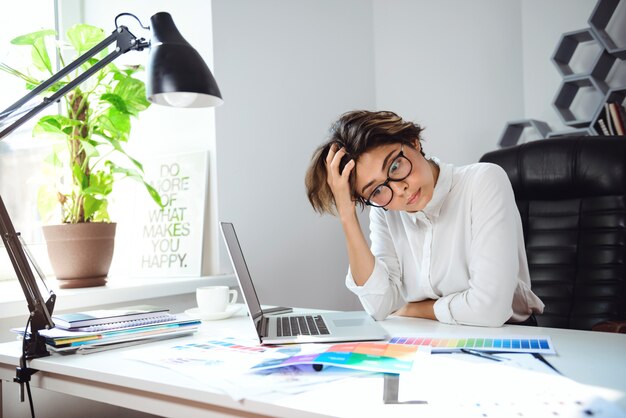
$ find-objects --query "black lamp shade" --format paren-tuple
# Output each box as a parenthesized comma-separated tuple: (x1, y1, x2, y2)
(147, 12, 223, 108)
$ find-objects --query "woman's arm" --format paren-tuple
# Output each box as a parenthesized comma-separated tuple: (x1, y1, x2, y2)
(325, 145, 375, 284)
(394, 300, 436, 320)
(433, 164, 520, 327)
(327, 145, 404, 320)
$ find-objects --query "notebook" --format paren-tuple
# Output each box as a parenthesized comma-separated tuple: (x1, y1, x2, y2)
(220, 221, 388, 344)
(52, 305, 172, 331)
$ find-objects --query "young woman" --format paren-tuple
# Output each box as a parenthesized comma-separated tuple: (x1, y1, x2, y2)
(305, 110, 544, 327)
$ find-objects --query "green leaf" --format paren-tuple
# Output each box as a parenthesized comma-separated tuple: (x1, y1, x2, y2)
(31, 36, 52, 74)
(89, 199, 110, 222)
(100, 93, 129, 114)
(97, 108, 130, 140)
(83, 172, 113, 197)
(108, 163, 140, 177)
(10, 29, 56, 46)
(71, 163, 88, 190)
(81, 171, 113, 221)
(143, 181, 164, 207)
(33, 115, 72, 141)
(105, 139, 143, 171)
(119, 64, 144, 78)
(82, 194, 104, 222)
(79, 139, 99, 158)
(106, 161, 163, 207)
(10, 30, 56, 75)
(114, 77, 150, 117)
(66, 24, 106, 56)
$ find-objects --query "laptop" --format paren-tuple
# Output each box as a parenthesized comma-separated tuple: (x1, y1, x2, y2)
(220, 222, 389, 345)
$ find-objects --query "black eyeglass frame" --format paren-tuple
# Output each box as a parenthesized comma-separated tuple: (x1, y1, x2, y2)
(364, 145, 413, 209)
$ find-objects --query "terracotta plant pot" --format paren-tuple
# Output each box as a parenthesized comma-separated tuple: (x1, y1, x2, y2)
(42, 222, 116, 289)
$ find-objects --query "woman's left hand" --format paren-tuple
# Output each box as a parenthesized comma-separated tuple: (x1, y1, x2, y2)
(394, 300, 436, 320)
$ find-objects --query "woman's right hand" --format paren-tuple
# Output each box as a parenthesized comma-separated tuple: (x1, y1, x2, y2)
(325, 144, 356, 217)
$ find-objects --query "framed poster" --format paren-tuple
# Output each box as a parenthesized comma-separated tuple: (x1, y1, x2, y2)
(128, 150, 209, 277)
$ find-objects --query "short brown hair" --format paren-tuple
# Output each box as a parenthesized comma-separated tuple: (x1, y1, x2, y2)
(305, 110, 425, 215)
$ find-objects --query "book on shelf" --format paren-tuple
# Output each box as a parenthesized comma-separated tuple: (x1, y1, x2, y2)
(618, 104, 626, 136)
(608, 102, 625, 136)
(605, 103, 615, 135)
(598, 119, 610, 136)
(51, 304, 172, 331)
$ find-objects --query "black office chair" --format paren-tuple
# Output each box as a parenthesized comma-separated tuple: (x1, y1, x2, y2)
(480, 136, 626, 331)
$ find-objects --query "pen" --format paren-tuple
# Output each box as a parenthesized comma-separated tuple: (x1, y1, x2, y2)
(532, 353, 562, 374)
(460, 348, 504, 362)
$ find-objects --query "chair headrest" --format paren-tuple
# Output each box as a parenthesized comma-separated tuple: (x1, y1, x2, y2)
(480, 136, 626, 200)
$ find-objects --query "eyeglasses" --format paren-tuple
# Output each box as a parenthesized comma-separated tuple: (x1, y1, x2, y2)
(365, 145, 413, 208)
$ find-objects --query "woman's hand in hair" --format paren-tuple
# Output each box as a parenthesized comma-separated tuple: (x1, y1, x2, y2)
(325, 144, 356, 219)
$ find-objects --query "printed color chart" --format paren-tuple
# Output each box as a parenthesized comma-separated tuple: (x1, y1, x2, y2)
(252, 342, 419, 373)
(388, 336, 555, 355)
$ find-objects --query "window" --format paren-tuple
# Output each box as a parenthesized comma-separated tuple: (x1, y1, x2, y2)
(0, 2, 58, 280)
(1, 2, 218, 283)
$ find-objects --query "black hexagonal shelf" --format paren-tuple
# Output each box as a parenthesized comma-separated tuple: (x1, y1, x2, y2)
(552, 29, 605, 77)
(589, 0, 626, 59)
(553, 75, 608, 127)
(498, 119, 551, 148)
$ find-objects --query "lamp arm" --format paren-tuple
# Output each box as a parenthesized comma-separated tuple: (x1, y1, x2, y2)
(0, 25, 147, 140)
(0, 195, 54, 359)
(0, 29, 119, 122)
(0, 26, 147, 359)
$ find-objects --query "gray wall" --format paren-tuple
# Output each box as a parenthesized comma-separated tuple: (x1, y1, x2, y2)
(213, 0, 594, 310)
(372, 0, 524, 165)
(213, 0, 376, 311)
(520, 0, 596, 129)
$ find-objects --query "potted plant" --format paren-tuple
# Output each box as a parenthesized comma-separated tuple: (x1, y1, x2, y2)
(1, 24, 162, 288)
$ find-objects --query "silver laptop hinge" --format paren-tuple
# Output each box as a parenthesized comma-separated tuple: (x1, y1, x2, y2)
(257, 315, 269, 337)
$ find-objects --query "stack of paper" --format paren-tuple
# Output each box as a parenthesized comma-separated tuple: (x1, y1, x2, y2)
(51, 304, 174, 331)
(13, 314, 201, 354)
(39, 316, 201, 353)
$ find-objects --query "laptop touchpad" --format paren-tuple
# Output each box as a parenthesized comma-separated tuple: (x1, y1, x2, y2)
(333, 319, 366, 327)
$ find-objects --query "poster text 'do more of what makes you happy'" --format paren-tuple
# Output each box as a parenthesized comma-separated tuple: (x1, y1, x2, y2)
(145, 164, 190, 268)
(133, 151, 208, 277)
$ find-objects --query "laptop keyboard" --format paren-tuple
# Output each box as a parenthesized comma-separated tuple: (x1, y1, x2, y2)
(276, 315, 330, 337)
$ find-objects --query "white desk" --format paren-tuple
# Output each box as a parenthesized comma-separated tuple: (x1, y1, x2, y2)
(0, 309, 625, 418)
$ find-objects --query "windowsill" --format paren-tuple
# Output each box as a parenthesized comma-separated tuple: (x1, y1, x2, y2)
(0, 274, 236, 319)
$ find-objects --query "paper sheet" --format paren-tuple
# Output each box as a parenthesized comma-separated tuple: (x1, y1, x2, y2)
(124, 338, 374, 401)
(397, 352, 626, 417)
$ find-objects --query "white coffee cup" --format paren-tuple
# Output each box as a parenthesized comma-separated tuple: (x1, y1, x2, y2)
(196, 286, 238, 314)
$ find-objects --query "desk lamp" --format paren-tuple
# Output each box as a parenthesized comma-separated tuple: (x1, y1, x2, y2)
(0, 10, 221, 390)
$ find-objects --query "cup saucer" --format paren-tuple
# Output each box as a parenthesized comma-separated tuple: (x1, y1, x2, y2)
(184, 304, 241, 321)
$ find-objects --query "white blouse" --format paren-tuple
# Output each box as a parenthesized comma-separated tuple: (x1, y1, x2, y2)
(346, 161, 544, 326)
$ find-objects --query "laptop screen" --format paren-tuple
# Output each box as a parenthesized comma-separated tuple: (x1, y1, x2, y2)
(220, 222, 264, 321)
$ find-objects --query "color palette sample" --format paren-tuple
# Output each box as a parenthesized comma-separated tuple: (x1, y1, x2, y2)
(176, 340, 267, 354)
(388, 336, 555, 355)
(252, 342, 419, 373)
